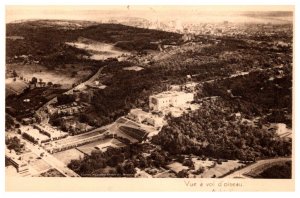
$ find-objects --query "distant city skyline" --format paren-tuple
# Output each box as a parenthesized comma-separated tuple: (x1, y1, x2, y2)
(6, 5, 293, 24)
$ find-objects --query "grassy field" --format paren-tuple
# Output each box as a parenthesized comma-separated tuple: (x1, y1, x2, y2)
(66, 37, 130, 60)
(6, 64, 93, 89)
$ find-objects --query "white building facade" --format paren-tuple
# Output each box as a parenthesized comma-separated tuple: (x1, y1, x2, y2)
(149, 91, 194, 112)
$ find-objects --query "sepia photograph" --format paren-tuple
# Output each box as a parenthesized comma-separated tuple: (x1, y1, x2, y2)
(4, 3, 295, 191)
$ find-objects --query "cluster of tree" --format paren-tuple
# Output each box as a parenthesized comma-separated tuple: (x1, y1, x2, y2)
(6, 21, 181, 66)
(5, 136, 24, 153)
(200, 69, 292, 127)
(68, 143, 171, 176)
(5, 115, 15, 130)
(6, 87, 67, 120)
(90, 61, 178, 124)
(152, 97, 292, 161)
(255, 161, 291, 179)
(115, 39, 158, 51)
(56, 94, 76, 105)
(90, 32, 292, 129)
(155, 33, 292, 83)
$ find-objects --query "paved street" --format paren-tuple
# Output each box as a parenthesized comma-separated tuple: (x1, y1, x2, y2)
(9, 128, 79, 177)
(224, 157, 291, 178)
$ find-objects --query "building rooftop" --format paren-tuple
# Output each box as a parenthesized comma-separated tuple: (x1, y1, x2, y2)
(130, 108, 150, 116)
(151, 91, 192, 99)
(21, 126, 49, 141)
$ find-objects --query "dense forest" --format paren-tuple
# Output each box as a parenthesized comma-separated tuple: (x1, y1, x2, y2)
(200, 67, 292, 127)
(6, 21, 181, 67)
(152, 97, 292, 161)
(89, 59, 192, 124)
(68, 143, 171, 177)
(255, 161, 291, 179)
(6, 21, 293, 177)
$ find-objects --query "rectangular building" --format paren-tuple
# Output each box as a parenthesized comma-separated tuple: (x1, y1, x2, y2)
(149, 91, 194, 112)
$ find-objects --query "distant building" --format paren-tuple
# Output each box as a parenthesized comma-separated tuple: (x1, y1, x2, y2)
(21, 117, 36, 125)
(183, 82, 198, 92)
(127, 108, 165, 129)
(127, 109, 150, 123)
(149, 91, 194, 112)
(182, 33, 195, 42)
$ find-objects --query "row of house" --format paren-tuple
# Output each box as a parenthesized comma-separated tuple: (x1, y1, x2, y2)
(33, 124, 68, 141)
(18, 126, 50, 144)
(47, 102, 87, 116)
(45, 132, 108, 153)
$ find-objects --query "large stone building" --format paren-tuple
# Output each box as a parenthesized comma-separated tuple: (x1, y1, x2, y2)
(149, 91, 194, 112)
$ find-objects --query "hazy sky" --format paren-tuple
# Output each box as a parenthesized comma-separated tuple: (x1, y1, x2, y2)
(6, 5, 294, 24)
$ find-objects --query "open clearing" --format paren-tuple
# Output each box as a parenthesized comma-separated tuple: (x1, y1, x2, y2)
(167, 162, 189, 173)
(22, 152, 52, 175)
(53, 148, 85, 165)
(66, 37, 130, 60)
(6, 78, 28, 97)
(6, 64, 93, 89)
(76, 138, 111, 155)
(123, 66, 144, 71)
(201, 160, 244, 178)
(192, 158, 215, 170)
